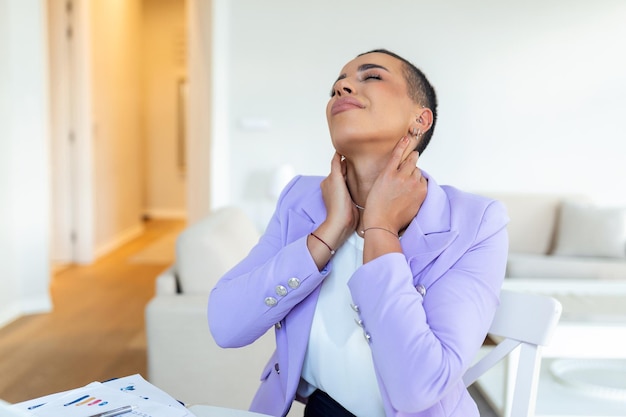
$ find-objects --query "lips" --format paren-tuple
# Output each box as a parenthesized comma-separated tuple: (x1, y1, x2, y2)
(330, 97, 365, 115)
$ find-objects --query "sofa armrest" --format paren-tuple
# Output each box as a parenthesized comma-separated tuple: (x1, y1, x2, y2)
(155, 266, 178, 295)
(145, 295, 276, 410)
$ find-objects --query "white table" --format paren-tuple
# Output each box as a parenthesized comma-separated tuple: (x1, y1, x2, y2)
(476, 278, 626, 417)
(188, 405, 272, 417)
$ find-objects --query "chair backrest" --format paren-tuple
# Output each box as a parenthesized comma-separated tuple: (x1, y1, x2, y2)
(463, 290, 562, 417)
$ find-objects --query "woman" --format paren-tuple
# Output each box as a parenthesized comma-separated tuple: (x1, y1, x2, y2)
(208, 49, 508, 417)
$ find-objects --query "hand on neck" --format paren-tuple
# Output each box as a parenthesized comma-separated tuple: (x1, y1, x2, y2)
(344, 154, 388, 211)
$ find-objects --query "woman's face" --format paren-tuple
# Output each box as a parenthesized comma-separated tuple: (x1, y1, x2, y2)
(326, 52, 418, 158)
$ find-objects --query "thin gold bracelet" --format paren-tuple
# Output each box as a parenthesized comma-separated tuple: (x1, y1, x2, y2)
(310, 232, 336, 255)
(361, 227, 399, 238)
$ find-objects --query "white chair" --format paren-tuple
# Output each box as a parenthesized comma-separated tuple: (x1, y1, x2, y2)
(464, 290, 562, 417)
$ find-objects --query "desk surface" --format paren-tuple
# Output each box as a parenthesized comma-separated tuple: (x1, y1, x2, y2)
(189, 405, 272, 417)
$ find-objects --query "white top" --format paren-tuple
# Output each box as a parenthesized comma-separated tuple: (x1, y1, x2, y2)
(299, 232, 384, 416)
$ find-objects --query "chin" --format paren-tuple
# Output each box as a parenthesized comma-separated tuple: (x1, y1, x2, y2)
(331, 128, 401, 156)
(330, 132, 364, 157)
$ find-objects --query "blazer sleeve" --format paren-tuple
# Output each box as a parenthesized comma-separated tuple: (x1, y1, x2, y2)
(348, 199, 509, 413)
(208, 176, 327, 348)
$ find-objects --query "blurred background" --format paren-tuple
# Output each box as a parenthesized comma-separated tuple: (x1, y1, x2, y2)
(1, 0, 625, 398)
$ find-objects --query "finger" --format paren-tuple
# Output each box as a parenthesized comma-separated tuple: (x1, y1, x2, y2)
(398, 150, 420, 174)
(339, 154, 348, 178)
(330, 152, 342, 175)
(388, 136, 412, 171)
(399, 135, 419, 163)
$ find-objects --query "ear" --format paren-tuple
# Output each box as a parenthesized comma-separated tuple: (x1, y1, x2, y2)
(414, 107, 434, 134)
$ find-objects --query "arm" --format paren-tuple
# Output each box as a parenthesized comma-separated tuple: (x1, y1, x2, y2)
(209, 150, 360, 348)
(208, 177, 327, 348)
(349, 201, 508, 412)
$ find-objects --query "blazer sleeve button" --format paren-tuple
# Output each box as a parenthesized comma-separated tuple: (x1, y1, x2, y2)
(275, 285, 288, 297)
(265, 297, 278, 307)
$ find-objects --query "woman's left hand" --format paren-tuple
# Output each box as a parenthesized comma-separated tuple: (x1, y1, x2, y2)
(363, 136, 427, 235)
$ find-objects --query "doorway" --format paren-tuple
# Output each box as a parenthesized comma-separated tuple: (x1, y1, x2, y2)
(49, 0, 189, 266)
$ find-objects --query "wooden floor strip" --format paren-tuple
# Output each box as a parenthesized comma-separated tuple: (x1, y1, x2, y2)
(0, 219, 185, 403)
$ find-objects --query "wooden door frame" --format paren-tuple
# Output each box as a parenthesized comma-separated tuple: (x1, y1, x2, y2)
(49, 0, 94, 264)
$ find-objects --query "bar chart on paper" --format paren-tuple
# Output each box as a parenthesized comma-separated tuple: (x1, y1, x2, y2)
(10, 375, 194, 417)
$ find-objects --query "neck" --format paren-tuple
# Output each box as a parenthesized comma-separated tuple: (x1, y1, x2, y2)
(344, 153, 388, 211)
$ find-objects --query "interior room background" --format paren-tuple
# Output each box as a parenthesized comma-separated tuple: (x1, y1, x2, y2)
(1, 0, 625, 328)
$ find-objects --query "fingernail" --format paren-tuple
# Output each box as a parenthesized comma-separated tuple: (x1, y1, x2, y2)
(402, 136, 409, 143)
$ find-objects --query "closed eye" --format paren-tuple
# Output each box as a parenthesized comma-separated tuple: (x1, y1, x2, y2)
(362, 72, 382, 81)
(329, 64, 386, 96)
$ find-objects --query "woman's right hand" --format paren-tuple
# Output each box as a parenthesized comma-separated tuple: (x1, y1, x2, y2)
(307, 152, 359, 270)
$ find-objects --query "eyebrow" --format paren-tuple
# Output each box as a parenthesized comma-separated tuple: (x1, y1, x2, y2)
(333, 63, 391, 85)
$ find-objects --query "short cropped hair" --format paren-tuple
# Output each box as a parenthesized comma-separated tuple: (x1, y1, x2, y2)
(358, 49, 438, 155)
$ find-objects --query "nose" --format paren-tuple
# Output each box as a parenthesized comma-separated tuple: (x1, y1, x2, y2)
(333, 79, 353, 96)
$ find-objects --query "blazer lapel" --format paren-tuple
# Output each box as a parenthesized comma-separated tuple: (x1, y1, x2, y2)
(284, 186, 326, 243)
(402, 173, 459, 279)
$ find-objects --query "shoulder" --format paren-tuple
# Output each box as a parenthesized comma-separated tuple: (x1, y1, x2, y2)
(283, 175, 324, 192)
(274, 175, 325, 212)
(443, 185, 506, 216)
(441, 184, 509, 239)
(277, 175, 323, 200)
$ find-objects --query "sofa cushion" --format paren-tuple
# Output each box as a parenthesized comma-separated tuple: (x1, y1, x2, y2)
(506, 253, 626, 280)
(487, 193, 568, 255)
(176, 207, 260, 294)
(553, 201, 626, 258)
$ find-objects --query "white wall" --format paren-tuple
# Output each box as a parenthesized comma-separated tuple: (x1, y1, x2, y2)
(216, 0, 626, 228)
(0, 0, 52, 326)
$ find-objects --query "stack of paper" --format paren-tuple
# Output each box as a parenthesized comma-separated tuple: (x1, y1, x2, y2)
(10, 374, 196, 417)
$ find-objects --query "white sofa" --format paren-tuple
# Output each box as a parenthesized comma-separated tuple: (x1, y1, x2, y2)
(491, 193, 626, 280)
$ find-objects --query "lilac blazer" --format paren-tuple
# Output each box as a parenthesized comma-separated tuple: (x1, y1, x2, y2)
(208, 172, 509, 417)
